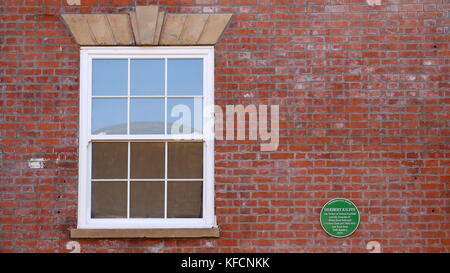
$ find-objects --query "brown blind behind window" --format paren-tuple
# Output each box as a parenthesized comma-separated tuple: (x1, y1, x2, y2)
(167, 142, 203, 179)
(91, 181, 127, 218)
(92, 142, 128, 179)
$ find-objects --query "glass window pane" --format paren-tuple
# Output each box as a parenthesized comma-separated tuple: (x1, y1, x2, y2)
(92, 59, 127, 96)
(167, 98, 202, 134)
(130, 98, 164, 134)
(167, 59, 203, 96)
(92, 142, 128, 179)
(130, 59, 165, 96)
(130, 142, 165, 179)
(167, 181, 203, 218)
(167, 142, 203, 179)
(130, 182, 164, 218)
(92, 98, 127, 135)
(91, 181, 127, 218)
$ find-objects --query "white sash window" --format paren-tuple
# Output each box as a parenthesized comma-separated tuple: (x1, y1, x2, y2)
(77, 47, 215, 229)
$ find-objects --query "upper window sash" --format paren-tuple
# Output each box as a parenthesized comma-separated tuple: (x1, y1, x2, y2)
(80, 47, 214, 142)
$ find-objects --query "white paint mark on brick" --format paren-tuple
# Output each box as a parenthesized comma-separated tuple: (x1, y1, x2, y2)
(334, 122, 344, 129)
(349, 68, 361, 75)
(407, 75, 417, 81)
(147, 242, 164, 253)
(203, 241, 214, 248)
(66, 0, 80, 5)
(366, 0, 381, 6)
(239, 52, 251, 59)
(66, 241, 81, 253)
(203, 7, 215, 13)
(366, 241, 381, 253)
(28, 158, 46, 169)
(313, 129, 325, 137)
(369, 215, 381, 223)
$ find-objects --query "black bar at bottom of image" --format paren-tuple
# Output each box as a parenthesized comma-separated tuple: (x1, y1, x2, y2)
(0, 253, 446, 272)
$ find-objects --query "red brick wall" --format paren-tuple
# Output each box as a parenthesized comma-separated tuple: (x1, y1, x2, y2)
(1, 0, 449, 253)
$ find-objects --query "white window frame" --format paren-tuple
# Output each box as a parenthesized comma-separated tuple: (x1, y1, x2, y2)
(77, 46, 215, 229)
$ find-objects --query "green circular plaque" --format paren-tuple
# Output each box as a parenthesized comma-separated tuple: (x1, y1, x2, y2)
(320, 198, 360, 238)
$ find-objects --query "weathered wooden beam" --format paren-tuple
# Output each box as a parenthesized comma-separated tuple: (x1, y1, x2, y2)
(179, 14, 209, 45)
(153, 11, 165, 45)
(197, 14, 232, 45)
(135, 5, 159, 45)
(86, 14, 116, 45)
(62, 7, 232, 46)
(106, 14, 134, 45)
(61, 14, 95, 45)
(159, 14, 187, 45)
(129, 12, 141, 45)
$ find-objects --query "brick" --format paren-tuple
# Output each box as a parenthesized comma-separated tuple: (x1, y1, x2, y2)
(1, 0, 448, 254)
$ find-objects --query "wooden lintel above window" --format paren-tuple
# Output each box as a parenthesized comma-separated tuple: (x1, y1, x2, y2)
(70, 228, 220, 239)
(61, 6, 232, 46)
